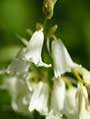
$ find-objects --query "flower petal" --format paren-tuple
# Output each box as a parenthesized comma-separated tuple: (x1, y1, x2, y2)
(29, 81, 49, 115)
(52, 39, 79, 78)
(79, 107, 90, 119)
(23, 30, 51, 67)
(51, 79, 66, 114)
(11, 77, 31, 115)
(76, 84, 88, 113)
(2, 76, 31, 115)
(63, 87, 77, 119)
(7, 48, 29, 76)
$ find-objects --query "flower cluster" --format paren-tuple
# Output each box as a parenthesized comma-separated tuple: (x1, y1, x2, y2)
(0, 29, 90, 119)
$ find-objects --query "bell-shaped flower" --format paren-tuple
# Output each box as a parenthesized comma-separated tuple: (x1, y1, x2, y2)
(76, 84, 90, 119)
(63, 86, 77, 119)
(12, 78, 31, 115)
(51, 39, 79, 78)
(29, 81, 49, 115)
(6, 30, 51, 76)
(2, 76, 31, 115)
(50, 78, 66, 114)
(23, 30, 51, 67)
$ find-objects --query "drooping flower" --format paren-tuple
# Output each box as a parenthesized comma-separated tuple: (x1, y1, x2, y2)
(2, 76, 31, 115)
(5, 29, 51, 77)
(23, 30, 51, 67)
(12, 78, 31, 115)
(63, 86, 77, 119)
(51, 39, 79, 78)
(29, 81, 49, 115)
(50, 78, 66, 114)
(76, 84, 90, 119)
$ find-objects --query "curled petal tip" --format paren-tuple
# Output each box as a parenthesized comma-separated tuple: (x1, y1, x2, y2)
(37, 62, 52, 67)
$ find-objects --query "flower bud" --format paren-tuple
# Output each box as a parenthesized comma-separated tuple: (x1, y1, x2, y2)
(43, 0, 57, 19)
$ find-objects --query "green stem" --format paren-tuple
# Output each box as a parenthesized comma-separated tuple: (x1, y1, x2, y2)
(62, 76, 72, 88)
(71, 68, 85, 85)
(43, 18, 48, 30)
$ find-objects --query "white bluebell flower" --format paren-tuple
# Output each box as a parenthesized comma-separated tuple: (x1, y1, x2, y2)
(29, 81, 49, 115)
(51, 78, 66, 114)
(12, 78, 31, 115)
(2, 76, 31, 115)
(76, 84, 90, 119)
(63, 86, 77, 119)
(51, 39, 79, 78)
(23, 30, 51, 67)
(6, 30, 51, 76)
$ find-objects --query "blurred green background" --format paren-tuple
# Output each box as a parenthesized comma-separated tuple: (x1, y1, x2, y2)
(0, 0, 90, 118)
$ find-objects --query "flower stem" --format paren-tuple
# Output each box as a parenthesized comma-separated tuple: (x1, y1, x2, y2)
(71, 68, 85, 85)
